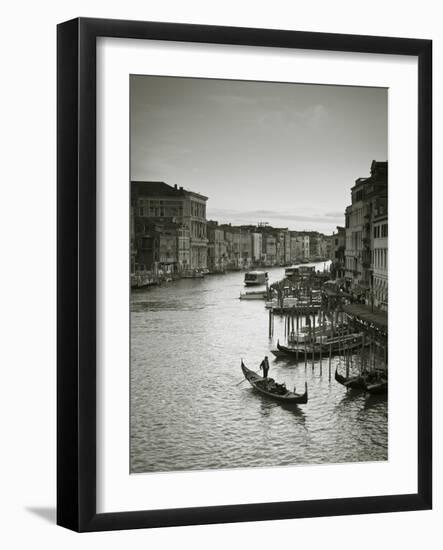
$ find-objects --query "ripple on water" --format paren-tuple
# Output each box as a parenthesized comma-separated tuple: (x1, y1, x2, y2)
(130, 266, 387, 473)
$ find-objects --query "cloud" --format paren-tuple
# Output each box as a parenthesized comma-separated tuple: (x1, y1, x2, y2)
(256, 104, 328, 129)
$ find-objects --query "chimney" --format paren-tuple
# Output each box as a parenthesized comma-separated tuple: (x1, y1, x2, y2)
(174, 184, 177, 189)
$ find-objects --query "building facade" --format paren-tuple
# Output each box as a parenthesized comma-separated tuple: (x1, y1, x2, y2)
(371, 201, 388, 310)
(344, 160, 388, 303)
(132, 181, 208, 272)
(207, 221, 226, 273)
(251, 232, 263, 263)
(331, 226, 346, 280)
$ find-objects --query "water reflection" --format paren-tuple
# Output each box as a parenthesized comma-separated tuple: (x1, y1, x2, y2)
(131, 265, 387, 473)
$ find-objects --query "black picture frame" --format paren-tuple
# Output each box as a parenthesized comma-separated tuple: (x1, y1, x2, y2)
(57, 17, 432, 532)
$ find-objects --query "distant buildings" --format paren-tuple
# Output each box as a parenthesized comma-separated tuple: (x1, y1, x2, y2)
(290, 233, 310, 262)
(207, 221, 226, 273)
(331, 226, 346, 280)
(130, 179, 348, 280)
(343, 160, 388, 309)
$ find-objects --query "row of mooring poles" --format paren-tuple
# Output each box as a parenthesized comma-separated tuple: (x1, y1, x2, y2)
(267, 277, 385, 383)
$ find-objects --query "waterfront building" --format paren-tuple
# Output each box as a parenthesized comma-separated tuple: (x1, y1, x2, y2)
(371, 193, 388, 310)
(323, 235, 334, 261)
(229, 228, 242, 269)
(276, 229, 291, 265)
(344, 160, 388, 302)
(251, 232, 263, 263)
(207, 221, 227, 272)
(220, 226, 236, 270)
(240, 231, 253, 268)
(130, 204, 136, 274)
(132, 181, 208, 270)
(134, 218, 183, 274)
(344, 184, 370, 292)
(177, 225, 191, 271)
(289, 232, 301, 263)
(300, 234, 310, 260)
(309, 233, 320, 259)
(294, 232, 311, 260)
(262, 233, 277, 266)
(331, 226, 346, 280)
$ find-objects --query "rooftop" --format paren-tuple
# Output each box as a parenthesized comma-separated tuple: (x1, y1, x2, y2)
(343, 303, 387, 330)
(132, 181, 208, 201)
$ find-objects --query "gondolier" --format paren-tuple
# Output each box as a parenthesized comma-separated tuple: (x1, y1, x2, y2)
(240, 360, 308, 405)
(259, 356, 270, 378)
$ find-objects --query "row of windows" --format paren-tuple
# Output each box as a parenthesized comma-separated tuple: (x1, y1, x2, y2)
(350, 207, 365, 227)
(345, 230, 362, 252)
(191, 221, 206, 239)
(138, 199, 183, 207)
(191, 201, 206, 219)
(373, 277, 388, 303)
(138, 207, 184, 218)
(345, 257, 359, 272)
(373, 248, 388, 269)
(373, 223, 388, 238)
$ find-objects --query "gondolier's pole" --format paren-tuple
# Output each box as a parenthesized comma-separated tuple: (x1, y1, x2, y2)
(304, 334, 307, 368)
(235, 369, 260, 385)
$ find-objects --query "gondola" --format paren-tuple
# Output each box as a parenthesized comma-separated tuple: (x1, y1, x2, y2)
(276, 340, 321, 358)
(365, 374, 388, 395)
(365, 381, 388, 394)
(334, 369, 367, 390)
(270, 349, 288, 358)
(241, 361, 308, 404)
(276, 337, 365, 360)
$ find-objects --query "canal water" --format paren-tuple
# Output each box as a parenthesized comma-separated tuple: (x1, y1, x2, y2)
(130, 264, 387, 473)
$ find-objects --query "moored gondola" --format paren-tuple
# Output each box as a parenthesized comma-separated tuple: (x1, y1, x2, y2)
(276, 337, 365, 360)
(241, 361, 308, 404)
(270, 348, 288, 358)
(334, 369, 367, 390)
(276, 339, 320, 358)
(364, 372, 388, 395)
(365, 380, 388, 394)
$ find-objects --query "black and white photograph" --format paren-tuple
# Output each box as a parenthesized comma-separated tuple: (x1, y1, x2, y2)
(130, 75, 388, 474)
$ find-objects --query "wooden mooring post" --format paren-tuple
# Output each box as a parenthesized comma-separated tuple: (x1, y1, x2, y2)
(311, 311, 316, 370)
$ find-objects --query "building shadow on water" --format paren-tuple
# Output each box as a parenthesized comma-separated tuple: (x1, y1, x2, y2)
(363, 393, 388, 410)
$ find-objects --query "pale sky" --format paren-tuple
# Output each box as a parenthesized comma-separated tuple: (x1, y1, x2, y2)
(131, 75, 387, 234)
